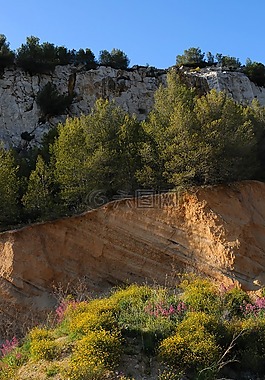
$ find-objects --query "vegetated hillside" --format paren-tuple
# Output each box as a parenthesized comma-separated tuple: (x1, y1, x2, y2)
(1, 180, 265, 338)
(2, 277, 265, 380)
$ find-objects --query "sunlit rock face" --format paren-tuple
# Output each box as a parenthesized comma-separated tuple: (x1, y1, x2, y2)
(0, 180, 265, 321)
(0, 64, 265, 147)
(0, 65, 166, 147)
(186, 67, 265, 104)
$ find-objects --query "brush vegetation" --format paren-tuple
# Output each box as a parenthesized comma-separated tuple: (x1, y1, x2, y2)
(1, 276, 265, 379)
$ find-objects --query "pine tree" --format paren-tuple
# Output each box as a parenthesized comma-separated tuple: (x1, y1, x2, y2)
(22, 155, 55, 220)
(0, 146, 19, 227)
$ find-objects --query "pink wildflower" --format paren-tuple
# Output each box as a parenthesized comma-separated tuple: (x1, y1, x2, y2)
(0, 337, 19, 357)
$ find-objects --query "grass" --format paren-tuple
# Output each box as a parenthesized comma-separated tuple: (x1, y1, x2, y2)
(1, 275, 265, 379)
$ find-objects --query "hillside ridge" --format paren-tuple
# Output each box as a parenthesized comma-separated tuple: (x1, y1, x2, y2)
(1, 64, 265, 147)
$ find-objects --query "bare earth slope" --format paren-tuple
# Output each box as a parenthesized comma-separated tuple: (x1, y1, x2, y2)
(1, 180, 265, 318)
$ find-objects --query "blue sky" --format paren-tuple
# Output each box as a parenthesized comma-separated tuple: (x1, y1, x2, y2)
(1, 0, 264, 68)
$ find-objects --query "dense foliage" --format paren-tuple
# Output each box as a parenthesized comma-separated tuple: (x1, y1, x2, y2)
(176, 47, 242, 69)
(0, 34, 15, 71)
(244, 58, 265, 87)
(0, 35, 130, 73)
(98, 48, 130, 69)
(36, 82, 73, 117)
(2, 277, 265, 379)
(1, 69, 265, 230)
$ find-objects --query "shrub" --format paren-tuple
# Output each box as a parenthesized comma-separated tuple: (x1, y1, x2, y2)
(65, 329, 121, 380)
(0, 337, 19, 357)
(28, 327, 57, 361)
(36, 82, 72, 117)
(0, 34, 15, 70)
(159, 312, 221, 377)
(223, 287, 250, 317)
(219, 55, 241, 69)
(16, 36, 57, 74)
(233, 318, 265, 375)
(176, 47, 205, 67)
(0, 337, 23, 380)
(99, 48, 130, 69)
(180, 277, 220, 314)
(75, 48, 97, 69)
(244, 59, 265, 87)
(69, 311, 117, 337)
(58, 298, 118, 339)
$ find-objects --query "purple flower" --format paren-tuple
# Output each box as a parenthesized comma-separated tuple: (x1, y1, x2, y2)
(0, 337, 19, 357)
(144, 301, 187, 318)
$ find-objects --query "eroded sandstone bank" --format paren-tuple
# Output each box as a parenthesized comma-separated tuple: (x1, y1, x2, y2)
(1, 181, 265, 323)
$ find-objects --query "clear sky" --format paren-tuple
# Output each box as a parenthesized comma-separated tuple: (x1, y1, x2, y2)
(1, 0, 264, 68)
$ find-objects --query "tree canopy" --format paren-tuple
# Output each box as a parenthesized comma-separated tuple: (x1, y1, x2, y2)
(98, 48, 130, 69)
(138, 70, 260, 188)
(176, 47, 205, 67)
(0, 34, 15, 70)
(1, 67, 265, 229)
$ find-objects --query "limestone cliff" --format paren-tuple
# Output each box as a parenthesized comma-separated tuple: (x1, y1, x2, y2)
(1, 180, 265, 328)
(1, 64, 265, 147)
(0, 65, 166, 147)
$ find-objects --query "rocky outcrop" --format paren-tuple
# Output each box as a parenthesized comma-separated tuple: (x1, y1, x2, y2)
(1, 64, 265, 147)
(1, 180, 265, 323)
(0, 65, 166, 147)
(185, 67, 265, 104)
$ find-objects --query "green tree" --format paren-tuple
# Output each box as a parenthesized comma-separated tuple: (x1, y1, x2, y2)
(138, 70, 259, 188)
(56, 46, 73, 65)
(0, 145, 19, 227)
(75, 48, 97, 69)
(0, 34, 15, 70)
(36, 82, 72, 117)
(176, 47, 205, 67)
(244, 59, 265, 87)
(190, 90, 257, 184)
(53, 99, 143, 211)
(22, 155, 55, 220)
(206, 51, 215, 65)
(99, 48, 130, 69)
(216, 54, 241, 69)
(137, 70, 196, 188)
(52, 117, 89, 211)
(16, 36, 54, 73)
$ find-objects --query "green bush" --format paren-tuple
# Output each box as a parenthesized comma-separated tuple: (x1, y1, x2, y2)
(16, 35, 97, 73)
(28, 328, 57, 361)
(65, 329, 121, 380)
(0, 34, 15, 70)
(234, 318, 265, 375)
(180, 277, 220, 314)
(16, 36, 57, 74)
(223, 287, 250, 317)
(176, 47, 205, 67)
(36, 82, 72, 117)
(159, 312, 221, 377)
(244, 59, 265, 87)
(75, 48, 97, 69)
(99, 48, 130, 69)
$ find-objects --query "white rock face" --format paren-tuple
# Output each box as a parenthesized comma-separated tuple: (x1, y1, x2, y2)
(0, 65, 166, 147)
(187, 67, 265, 105)
(0, 65, 265, 147)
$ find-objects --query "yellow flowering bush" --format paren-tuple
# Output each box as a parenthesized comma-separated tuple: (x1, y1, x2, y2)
(65, 329, 121, 380)
(232, 318, 265, 374)
(109, 284, 153, 305)
(159, 312, 220, 375)
(28, 327, 57, 361)
(69, 311, 117, 336)
(180, 277, 220, 314)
